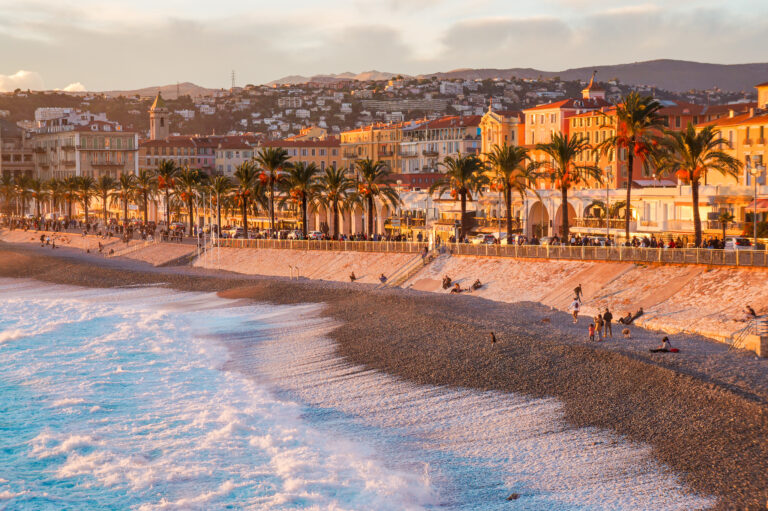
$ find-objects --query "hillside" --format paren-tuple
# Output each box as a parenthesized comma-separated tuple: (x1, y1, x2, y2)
(420, 60, 768, 92)
(97, 82, 219, 99)
(266, 70, 399, 86)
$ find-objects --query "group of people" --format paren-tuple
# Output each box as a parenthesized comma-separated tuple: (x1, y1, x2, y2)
(441, 275, 482, 294)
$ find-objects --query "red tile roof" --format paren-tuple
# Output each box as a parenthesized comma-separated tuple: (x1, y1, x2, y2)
(523, 97, 611, 112)
(261, 138, 340, 148)
(697, 112, 768, 128)
(423, 115, 482, 129)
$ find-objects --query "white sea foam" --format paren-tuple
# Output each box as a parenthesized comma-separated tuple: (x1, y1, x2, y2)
(0, 278, 714, 510)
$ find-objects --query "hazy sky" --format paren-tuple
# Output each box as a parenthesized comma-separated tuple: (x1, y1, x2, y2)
(0, 0, 766, 91)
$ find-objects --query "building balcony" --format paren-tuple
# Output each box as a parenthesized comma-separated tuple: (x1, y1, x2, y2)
(758, 138, 766, 146)
(399, 150, 419, 158)
(61, 144, 76, 151)
(422, 150, 439, 157)
(342, 151, 358, 159)
(744, 139, 753, 146)
(378, 149, 395, 157)
(62, 160, 77, 166)
(92, 162, 126, 167)
(572, 218, 635, 230)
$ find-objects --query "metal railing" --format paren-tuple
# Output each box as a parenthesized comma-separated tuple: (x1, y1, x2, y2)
(214, 237, 768, 268)
(447, 243, 768, 267)
(216, 238, 427, 254)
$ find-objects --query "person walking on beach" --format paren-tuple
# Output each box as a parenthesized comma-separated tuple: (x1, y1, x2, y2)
(603, 308, 613, 338)
(490, 332, 497, 345)
(569, 298, 581, 323)
(594, 314, 604, 341)
(588, 323, 595, 342)
(349, 272, 356, 282)
(574, 284, 583, 303)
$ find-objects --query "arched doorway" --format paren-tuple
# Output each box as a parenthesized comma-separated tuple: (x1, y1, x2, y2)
(528, 201, 549, 238)
(553, 201, 578, 238)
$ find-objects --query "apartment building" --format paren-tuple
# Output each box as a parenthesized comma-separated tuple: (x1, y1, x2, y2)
(33, 121, 138, 180)
(340, 122, 402, 172)
(0, 119, 34, 179)
(259, 138, 341, 170)
(399, 115, 482, 173)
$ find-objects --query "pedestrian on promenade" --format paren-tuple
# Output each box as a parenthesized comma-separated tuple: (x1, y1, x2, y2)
(603, 308, 613, 338)
(594, 314, 604, 341)
(569, 298, 581, 323)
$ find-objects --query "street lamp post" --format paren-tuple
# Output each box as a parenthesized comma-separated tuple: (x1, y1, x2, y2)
(751, 162, 766, 249)
(605, 167, 613, 240)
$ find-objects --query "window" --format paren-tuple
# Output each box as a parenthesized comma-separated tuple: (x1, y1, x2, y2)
(160, 117, 165, 127)
(311, 149, 316, 156)
(332, 149, 338, 156)
(675, 116, 681, 128)
(301, 148, 307, 156)
(550, 113, 556, 123)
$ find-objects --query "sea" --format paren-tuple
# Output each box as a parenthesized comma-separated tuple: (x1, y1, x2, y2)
(0, 278, 712, 510)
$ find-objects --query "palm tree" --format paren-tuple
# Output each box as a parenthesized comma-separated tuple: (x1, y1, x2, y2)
(134, 169, 156, 226)
(27, 178, 48, 220)
(0, 175, 15, 215)
(77, 176, 97, 224)
(536, 132, 602, 243)
(116, 173, 137, 225)
(207, 175, 232, 235)
(313, 166, 354, 239)
(485, 143, 541, 237)
(155, 159, 178, 227)
(15, 175, 32, 217)
(429, 154, 488, 239)
(656, 124, 741, 246)
(353, 158, 401, 236)
(599, 92, 665, 240)
(718, 210, 735, 242)
(46, 178, 63, 218)
(175, 166, 203, 235)
(280, 162, 320, 237)
(62, 176, 79, 220)
(94, 175, 117, 224)
(254, 147, 290, 234)
(232, 162, 258, 238)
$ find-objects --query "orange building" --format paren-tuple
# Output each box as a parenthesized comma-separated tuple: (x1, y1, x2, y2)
(259, 138, 341, 170)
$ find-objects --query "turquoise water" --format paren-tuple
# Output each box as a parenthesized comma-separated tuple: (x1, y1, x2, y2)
(0, 279, 712, 510)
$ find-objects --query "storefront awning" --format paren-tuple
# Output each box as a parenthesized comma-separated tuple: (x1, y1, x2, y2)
(745, 198, 768, 212)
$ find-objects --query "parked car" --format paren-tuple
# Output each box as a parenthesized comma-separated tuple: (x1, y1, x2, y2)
(500, 234, 525, 246)
(471, 233, 496, 245)
(540, 236, 560, 246)
(724, 237, 753, 250)
(308, 231, 324, 240)
(286, 230, 302, 240)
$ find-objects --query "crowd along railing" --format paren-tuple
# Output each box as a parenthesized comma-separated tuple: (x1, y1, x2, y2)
(213, 238, 768, 268)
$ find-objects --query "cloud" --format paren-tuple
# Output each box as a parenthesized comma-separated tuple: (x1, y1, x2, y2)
(61, 82, 86, 92)
(0, 69, 44, 92)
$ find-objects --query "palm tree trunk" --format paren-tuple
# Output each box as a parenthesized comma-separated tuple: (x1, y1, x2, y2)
(36, 199, 41, 219)
(301, 196, 308, 237)
(367, 195, 374, 236)
(102, 194, 108, 223)
(123, 199, 128, 225)
(561, 186, 569, 243)
(459, 191, 467, 240)
(269, 178, 275, 234)
(216, 199, 222, 236)
(165, 190, 170, 226)
(505, 186, 512, 236)
(241, 199, 248, 239)
(188, 197, 194, 235)
(143, 192, 148, 225)
(333, 201, 339, 239)
(84, 201, 89, 224)
(692, 179, 701, 247)
(625, 144, 634, 242)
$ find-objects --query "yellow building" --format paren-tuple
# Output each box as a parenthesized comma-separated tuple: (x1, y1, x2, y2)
(340, 122, 402, 172)
(479, 105, 524, 155)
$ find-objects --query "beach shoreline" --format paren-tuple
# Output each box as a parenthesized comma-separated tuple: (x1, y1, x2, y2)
(0, 242, 766, 509)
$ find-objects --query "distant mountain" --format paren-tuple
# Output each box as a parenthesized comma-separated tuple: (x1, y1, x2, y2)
(420, 60, 768, 92)
(96, 82, 219, 98)
(266, 70, 400, 86)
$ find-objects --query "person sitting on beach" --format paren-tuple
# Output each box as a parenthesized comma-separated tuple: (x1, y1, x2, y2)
(745, 304, 757, 320)
(618, 311, 633, 325)
(650, 336, 676, 353)
(349, 272, 356, 282)
(379, 273, 387, 284)
(442, 276, 452, 290)
(450, 283, 463, 294)
(471, 279, 482, 291)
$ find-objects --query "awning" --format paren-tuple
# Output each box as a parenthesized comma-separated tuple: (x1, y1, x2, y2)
(632, 179, 677, 188)
(744, 198, 768, 212)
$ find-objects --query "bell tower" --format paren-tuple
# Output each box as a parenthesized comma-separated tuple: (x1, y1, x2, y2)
(149, 91, 169, 140)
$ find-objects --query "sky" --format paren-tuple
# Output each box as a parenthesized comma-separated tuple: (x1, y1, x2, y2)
(0, 0, 766, 92)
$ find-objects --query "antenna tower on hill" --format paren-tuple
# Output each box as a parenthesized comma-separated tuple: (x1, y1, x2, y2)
(231, 70, 236, 90)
